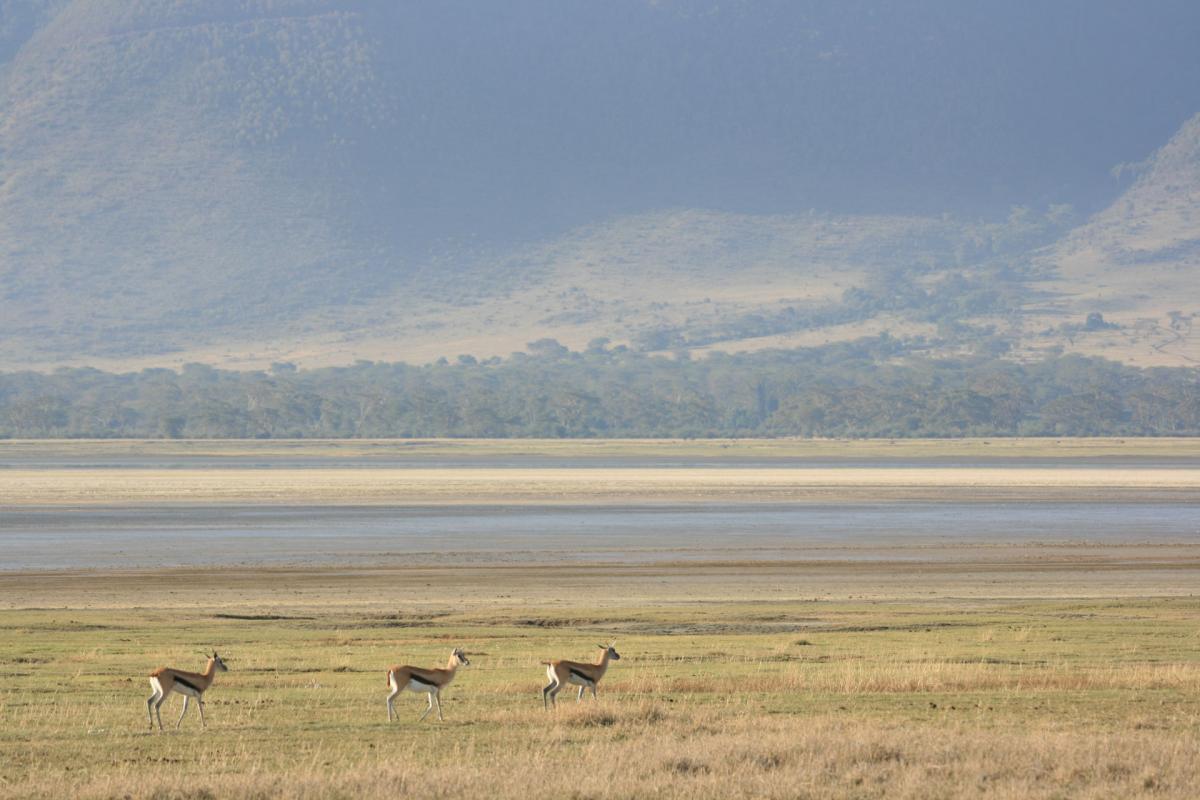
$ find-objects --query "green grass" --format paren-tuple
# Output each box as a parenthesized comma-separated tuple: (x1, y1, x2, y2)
(2, 571, 1198, 799)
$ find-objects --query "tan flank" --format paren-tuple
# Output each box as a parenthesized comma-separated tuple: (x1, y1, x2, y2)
(386, 648, 470, 722)
(542, 643, 621, 709)
(146, 652, 229, 732)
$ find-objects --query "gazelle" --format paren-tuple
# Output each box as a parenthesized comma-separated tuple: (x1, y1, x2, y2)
(146, 651, 229, 732)
(542, 642, 620, 709)
(386, 647, 470, 722)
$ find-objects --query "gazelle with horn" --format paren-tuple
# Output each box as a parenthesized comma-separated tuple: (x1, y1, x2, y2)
(542, 642, 620, 709)
(146, 651, 229, 732)
(386, 647, 470, 722)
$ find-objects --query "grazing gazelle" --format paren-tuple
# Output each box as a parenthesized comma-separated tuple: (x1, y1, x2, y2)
(541, 642, 621, 709)
(146, 651, 229, 732)
(386, 647, 470, 722)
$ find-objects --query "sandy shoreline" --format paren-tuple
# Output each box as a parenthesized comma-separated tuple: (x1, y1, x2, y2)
(3, 466, 1200, 505)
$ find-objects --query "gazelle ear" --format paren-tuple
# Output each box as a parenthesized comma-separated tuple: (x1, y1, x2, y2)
(597, 643, 606, 649)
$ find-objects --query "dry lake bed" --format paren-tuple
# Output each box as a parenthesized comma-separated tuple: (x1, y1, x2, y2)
(1, 438, 1198, 798)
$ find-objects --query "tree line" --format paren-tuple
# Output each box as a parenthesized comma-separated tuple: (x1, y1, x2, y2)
(2, 339, 1199, 438)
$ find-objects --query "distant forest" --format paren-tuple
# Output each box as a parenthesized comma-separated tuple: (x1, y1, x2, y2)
(2, 340, 1199, 438)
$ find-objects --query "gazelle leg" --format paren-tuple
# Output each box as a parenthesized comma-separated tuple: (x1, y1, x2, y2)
(418, 693, 434, 722)
(577, 685, 585, 702)
(197, 698, 207, 728)
(591, 684, 598, 701)
(434, 691, 444, 722)
(176, 696, 190, 728)
(542, 681, 556, 710)
(548, 682, 560, 709)
(146, 692, 160, 730)
(386, 673, 400, 722)
(154, 695, 166, 732)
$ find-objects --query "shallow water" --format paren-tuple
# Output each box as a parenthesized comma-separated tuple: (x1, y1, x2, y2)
(3, 501, 1197, 571)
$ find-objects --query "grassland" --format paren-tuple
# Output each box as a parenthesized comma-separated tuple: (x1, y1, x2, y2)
(1, 438, 1198, 798)
(1, 561, 1199, 800)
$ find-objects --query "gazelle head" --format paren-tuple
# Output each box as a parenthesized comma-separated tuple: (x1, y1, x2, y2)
(451, 648, 470, 667)
(598, 642, 621, 661)
(211, 651, 229, 672)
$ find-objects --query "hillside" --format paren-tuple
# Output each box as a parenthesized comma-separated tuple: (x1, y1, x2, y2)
(1, 201, 1078, 370)
(1, 1, 1198, 370)
(0, 1, 404, 364)
(1022, 113, 1200, 366)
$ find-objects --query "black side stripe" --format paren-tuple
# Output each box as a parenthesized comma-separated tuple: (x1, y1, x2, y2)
(409, 674, 439, 687)
(174, 675, 203, 694)
(568, 669, 595, 684)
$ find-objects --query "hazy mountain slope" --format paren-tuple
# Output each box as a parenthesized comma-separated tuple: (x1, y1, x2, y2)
(270, 210, 974, 366)
(5, 205, 1073, 371)
(0, 1, 1198, 369)
(0, 0, 404, 360)
(1024, 113, 1200, 366)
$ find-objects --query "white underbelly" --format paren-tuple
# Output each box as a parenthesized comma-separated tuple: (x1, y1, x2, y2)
(566, 674, 594, 686)
(406, 680, 437, 693)
(175, 683, 202, 698)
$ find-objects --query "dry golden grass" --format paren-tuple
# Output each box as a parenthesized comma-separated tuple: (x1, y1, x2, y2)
(653, 659, 1200, 695)
(16, 709, 1200, 800)
(2, 563, 1198, 800)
